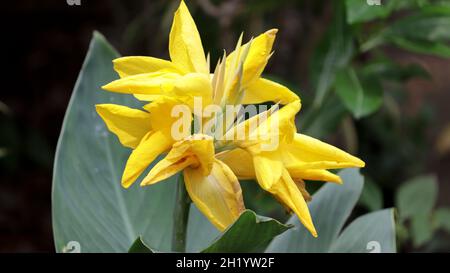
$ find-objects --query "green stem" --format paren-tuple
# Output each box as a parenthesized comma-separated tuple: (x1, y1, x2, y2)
(172, 173, 190, 252)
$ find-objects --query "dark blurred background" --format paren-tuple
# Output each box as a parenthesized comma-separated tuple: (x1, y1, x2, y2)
(1, 0, 450, 252)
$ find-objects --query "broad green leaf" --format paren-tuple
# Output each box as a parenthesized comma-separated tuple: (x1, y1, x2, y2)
(128, 237, 154, 253)
(345, 0, 398, 24)
(330, 209, 396, 253)
(359, 178, 383, 211)
(202, 210, 292, 253)
(434, 208, 450, 232)
(411, 213, 434, 247)
(395, 175, 438, 221)
(311, 0, 354, 107)
(335, 68, 383, 119)
(266, 169, 364, 253)
(52, 32, 177, 253)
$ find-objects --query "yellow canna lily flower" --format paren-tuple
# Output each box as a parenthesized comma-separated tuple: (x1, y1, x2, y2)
(141, 134, 245, 231)
(217, 100, 365, 236)
(101, 0, 299, 107)
(95, 0, 366, 236)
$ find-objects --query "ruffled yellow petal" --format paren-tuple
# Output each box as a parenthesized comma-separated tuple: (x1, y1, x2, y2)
(95, 104, 151, 149)
(134, 73, 212, 103)
(242, 78, 299, 105)
(141, 134, 214, 186)
(113, 56, 182, 78)
(102, 71, 180, 95)
(169, 0, 208, 74)
(184, 159, 245, 231)
(216, 148, 255, 180)
(253, 152, 283, 190)
(143, 96, 191, 135)
(121, 131, 173, 188)
(229, 100, 300, 151)
(114, 73, 211, 108)
(258, 99, 300, 141)
(171, 73, 213, 108)
(268, 100, 300, 144)
(133, 94, 161, 102)
(283, 134, 365, 169)
(141, 155, 197, 186)
(227, 29, 277, 86)
(288, 168, 343, 184)
(268, 168, 317, 237)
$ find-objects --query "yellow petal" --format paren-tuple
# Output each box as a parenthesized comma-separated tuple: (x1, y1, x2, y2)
(242, 78, 299, 105)
(288, 168, 343, 184)
(143, 96, 192, 142)
(216, 148, 256, 180)
(169, 0, 208, 74)
(102, 71, 180, 95)
(266, 100, 300, 144)
(253, 152, 283, 190)
(95, 104, 151, 149)
(141, 134, 215, 186)
(143, 96, 191, 134)
(141, 155, 197, 186)
(257, 100, 300, 141)
(113, 56, 182, 78)
(184, 159, 245, 231)
(122, 131, 172, 188)
(229, 100, 300, 150)
(268, 168, 317, 237)
(271, 178, 312, 213)
(133, 94, 161, 102)
(227, 29, 277, 86)
(283, 134, 365, 169)
(171, 73, 213, 108)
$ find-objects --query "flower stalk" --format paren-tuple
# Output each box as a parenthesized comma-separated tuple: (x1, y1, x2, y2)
(172, 173, 191, 252)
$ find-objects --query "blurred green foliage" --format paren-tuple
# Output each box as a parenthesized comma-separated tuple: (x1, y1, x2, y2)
(395, 175, 450, 249)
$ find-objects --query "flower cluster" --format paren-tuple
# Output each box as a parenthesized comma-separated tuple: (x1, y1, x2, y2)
(96, 0, 364, 236)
